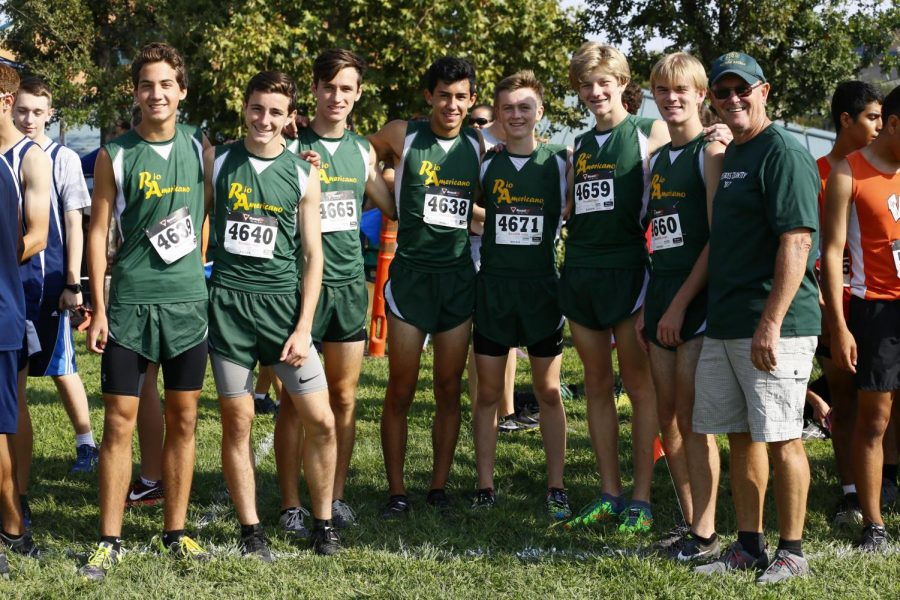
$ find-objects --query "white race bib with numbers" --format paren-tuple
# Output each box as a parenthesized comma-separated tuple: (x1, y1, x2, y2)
(320, 190, 358, 233)
(495, 207, 543, 246)
(574, 171, 614, 215)
(146, 206, 196, 264)
(893, 240, 900, 279)
(223, 212, 278, 259)
(650, 208, 684, 251)
(423, 186, 470, 229)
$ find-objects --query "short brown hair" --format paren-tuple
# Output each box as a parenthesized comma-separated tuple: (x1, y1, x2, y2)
(243, 71, 298, 114)
(19, 76, 53, 106)
(568, 42, 630, 89)
(0, 63, 20, 95)
(313, 49, 366, 88)
(494, 70, 544, 104)
(622, 81, 643, 115)
(131, 42, 187, 90)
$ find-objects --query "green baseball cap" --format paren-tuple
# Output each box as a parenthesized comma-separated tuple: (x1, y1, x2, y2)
(709, 52, 766, 85)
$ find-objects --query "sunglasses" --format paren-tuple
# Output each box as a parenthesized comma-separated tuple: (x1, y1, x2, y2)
(469, 117, 490, 126)
(711, 82, 761, 100)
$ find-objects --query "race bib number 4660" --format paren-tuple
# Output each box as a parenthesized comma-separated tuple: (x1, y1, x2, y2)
(146, 206, 196, 264)
(423, 186, 471, 229)
(320, 190, 358, 233)
(574, 170, 614, 215)
(223, 212, 278, 259)
(650, 207, 684, 251)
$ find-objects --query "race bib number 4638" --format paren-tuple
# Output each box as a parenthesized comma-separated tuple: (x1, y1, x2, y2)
(223, 212, 278, 259)
(146, 206, 196, 264)
(574, 171, 614, 215)
(423, 186, 471, 229)
(320, 190, 358, 233)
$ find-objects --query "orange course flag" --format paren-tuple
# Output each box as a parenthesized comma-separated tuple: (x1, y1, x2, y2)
(653, 436, 666, 464)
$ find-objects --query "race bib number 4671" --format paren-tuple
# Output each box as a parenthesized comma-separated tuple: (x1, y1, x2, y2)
(423, 186, 471, 229)
(223, 212, 278, 259)
(495, 205, 543, 246)
(146, 206, 196, 264)
(574, 170, 614, 215)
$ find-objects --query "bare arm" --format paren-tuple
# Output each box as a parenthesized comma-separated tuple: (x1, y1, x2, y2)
(60, 209, 85, 310)
(86, 149, 116, 353)
(751, 228, 814, 371)
(367, 119, 406, 165)
(364, 145, 397, 220)
(19, 145, 51, 261)
(821, 159, 856, 372)
(647, 120, 671, 155)
(280, 166, 324, 367)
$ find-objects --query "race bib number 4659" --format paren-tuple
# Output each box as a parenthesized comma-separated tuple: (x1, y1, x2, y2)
(223, 212, 278, 259)
(146, 206, 196, 264)
(574, 171, 614, 215)
(320, 190, 358, 233)
(423, 186, 471, 229)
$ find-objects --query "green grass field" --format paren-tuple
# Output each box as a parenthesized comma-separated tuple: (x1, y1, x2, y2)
(0, 331, 897, 599)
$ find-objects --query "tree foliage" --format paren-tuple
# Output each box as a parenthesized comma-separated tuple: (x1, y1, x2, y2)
(583, 0, 900, 124)
(2, 1, 587, 140)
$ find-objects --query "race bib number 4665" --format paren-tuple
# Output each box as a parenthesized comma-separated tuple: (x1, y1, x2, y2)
(223, 212, 278, 259)
(320, 190, 358, 233)
(146, 206, 196, 264)
(423, 186, 471, 229)
(574, 171, 614, 215)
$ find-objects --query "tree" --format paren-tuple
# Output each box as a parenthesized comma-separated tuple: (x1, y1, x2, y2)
(582, 0, 900, 124)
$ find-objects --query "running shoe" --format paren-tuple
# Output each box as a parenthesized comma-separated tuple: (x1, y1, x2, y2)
(426, 488, 450, 512)
(279, 506, 311, 539)
(881, 478, 899, 508)
(546, 488, 572, 521)
(0, 529, 39, 558)
(498, 414, 528, 433)
(694, 541, 768, 574)
(70, 444, 99, 474)
(673, 532, 722, 562)
(651, 523, 691, 555)
(154, 534, 211, 562)
(470, 488, 496, 510)
(78, 541, 122, 581)
(831, 493, 864, 532)
(618, 502, 653, 533)
(563, 494, 624, 530)
(254, 394, 278, 415)
(514, 412, 540, 429)
(310, 526, 341, 556)
(800, 420, 828, 440)
(331, 499, 357, 529)
(756, 550, 809, 584)
(857, 523, 889, 553)
(381, 494, 412, 520)
(239, 525, 274, 562)
(126, 478, 164, 507)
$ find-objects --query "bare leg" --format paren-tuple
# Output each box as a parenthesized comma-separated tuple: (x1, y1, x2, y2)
(288, 388, 336, 520)
(99, 394, 139, 537)
(769, 438, 810, 540)
(219, 393, 258, 525)
(53, 373, 93, 436)
(136, 363, 163, 482)
(821, 357, 857, 488)
(854, 390, 894, 526)
(473, 353, 507, 490)
(0, 435, 24, 536)
(531, 354, 566, 490)
(501, 348, 517, 417)
(274, 388, 305, 509)
(322, 340, 365, 500)
(161, 389, 201, 531)
(428, 320, 470, 491)
(727, 433, 768, 533)
(12, 367, 31, 493)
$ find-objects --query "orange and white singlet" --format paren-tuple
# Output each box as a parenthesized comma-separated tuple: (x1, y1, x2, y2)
(846, 150, 900, 300)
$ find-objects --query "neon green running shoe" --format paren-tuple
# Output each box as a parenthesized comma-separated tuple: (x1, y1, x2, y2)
(563, 494, 624, 530)
(78, 541, 122, 581)
(153, 534, 211, 562)
(618, 502, 654, 533)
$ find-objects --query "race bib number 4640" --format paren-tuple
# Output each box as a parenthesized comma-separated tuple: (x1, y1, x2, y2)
(574, 171, 614, 215)
(423, 186, 471, 229)
(146, 206, 196, 264)
(223, 212, 278, 259)
(320, 190, 358, 233)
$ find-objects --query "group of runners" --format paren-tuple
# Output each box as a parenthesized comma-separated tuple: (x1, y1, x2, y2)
(0, 38, 896, 586)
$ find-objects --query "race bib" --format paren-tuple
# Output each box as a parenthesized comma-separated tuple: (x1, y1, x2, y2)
(423, 186, 470, 229)
(893, 240, 900, 279)
(495, 206, 543, 246)
(146, 206, 196, 264)
(574, 170, 614, 215)
(223, 212, 278, 259)
(320, 190, 358, 233)
(650, 207, 684, 251)
(842, 252, 851, 287)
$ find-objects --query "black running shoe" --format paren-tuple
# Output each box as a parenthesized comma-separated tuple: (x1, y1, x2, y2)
(331, 500, 357, 529)
(426, 488, 450, 512)
(126, 478, 164, 507)
(0, 530, 40, 558)
(694, 541, 767, 574)
(240, 525, 274, 562)
(832, 493, 864, 532)
(857, 523, 889, 553)
(19, 496, 31, 530)
(470, 488, 496, 510)
(311, 526, 341, 556)
(651, 523, 691, 555)
(381, 494, 412, 520)
(254, 394, 278, 415)
(674, 532, 722, 562)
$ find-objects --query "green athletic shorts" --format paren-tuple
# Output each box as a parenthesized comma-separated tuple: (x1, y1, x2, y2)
(559, 265, 648, 330)
(474, 273, 564, 348)
(312, 276, 368, 343)
(385, 261, 475, 334)
(208, 286, 300, 369)
(107, 299, 208, 363)
(643, 272, 708, 350)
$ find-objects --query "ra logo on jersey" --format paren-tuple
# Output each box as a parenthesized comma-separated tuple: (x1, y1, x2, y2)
(650, 174, 664, 200)
(493, 179, 513, 204)
(419, 160, 441, 186)
(575, 153, 589, 176)
(229, 182, 254, 211)
(319, 162, 333, 184)
(889, 193, 900, 222)
(138, 171, 164, 199)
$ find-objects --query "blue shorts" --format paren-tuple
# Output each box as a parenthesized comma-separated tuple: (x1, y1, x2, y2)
(0, 350, 18, 433)
(28, 308, 77, 377)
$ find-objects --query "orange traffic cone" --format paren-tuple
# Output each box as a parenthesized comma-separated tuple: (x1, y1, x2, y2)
(368, 216, 397, 357)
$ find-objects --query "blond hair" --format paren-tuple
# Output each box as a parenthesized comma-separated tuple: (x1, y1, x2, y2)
(568, 42, 630, 89)
(649, 52, 708, 93)
(494, 69, 544, 104)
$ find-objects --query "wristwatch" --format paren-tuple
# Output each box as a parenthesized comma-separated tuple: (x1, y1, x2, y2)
(64, 283, 82, 294)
